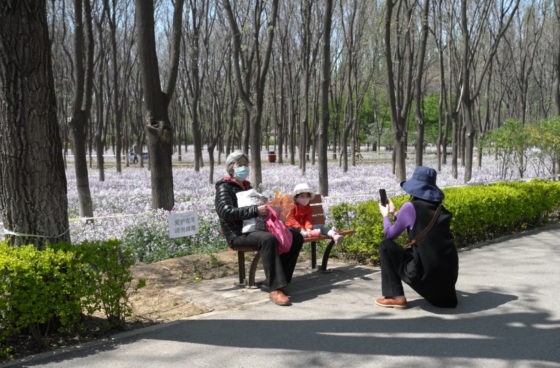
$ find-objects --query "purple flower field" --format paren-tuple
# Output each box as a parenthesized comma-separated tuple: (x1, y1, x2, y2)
(65, 147, 550, 245)
(1, 147, 552, 260)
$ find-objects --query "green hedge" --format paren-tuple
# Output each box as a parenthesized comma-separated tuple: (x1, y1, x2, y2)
(330, 180, 560, 264)
(0, 239, 133, 352)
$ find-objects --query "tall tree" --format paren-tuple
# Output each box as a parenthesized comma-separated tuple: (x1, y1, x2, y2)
(182, 0, 208, 172)
(69, 0, 95, 217)
(93, 2, 107, 181)
(384, 0, 416, 182)
(413, 0, 431, 167)
(338, 0, 370, 172)
(299, 0, 314, 173)
(458, 0, 519, 182)
(554, 0, 560, 115)
(223, 0, 279, 187)
(105, 0, 125, 174)
(0, 0, 70, 246)
(318, 0, 333, 196)
(136, 0, 184, 210)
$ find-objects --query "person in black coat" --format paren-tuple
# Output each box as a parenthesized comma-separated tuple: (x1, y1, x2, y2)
(214, 151, 303, 306)
(376, 166, 458, 309)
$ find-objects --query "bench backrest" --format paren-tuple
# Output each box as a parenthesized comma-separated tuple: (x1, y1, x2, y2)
(309, 194, 326, 226)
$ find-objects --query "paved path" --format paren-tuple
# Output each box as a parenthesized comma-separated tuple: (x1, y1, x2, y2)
(5, 225, 560, 368)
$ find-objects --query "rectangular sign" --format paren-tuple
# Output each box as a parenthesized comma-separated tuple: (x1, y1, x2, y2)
(168, 211, 198, 238)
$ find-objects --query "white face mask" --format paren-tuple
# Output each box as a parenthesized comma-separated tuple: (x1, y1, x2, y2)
(296, 197, 311, 206)
(234, 166, 250, 180)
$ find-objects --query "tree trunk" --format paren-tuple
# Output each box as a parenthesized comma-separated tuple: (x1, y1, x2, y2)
(185, 0, 204, 172)
(555, 2, 560, 115)
(223, 0, 279, 188)
(106, 0, 123, 174)
(69, 0, 94, 218)
(414, 0, 430, 167)
(0, 0, 70, 247)
(318, 0, 333, 196)
(136, 0, 184, 210)
(94, 16, 106, 182)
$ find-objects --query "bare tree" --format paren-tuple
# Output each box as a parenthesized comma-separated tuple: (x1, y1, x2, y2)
(318, 0, 333, 196)
(93, 1, 107, 181)
(182, 0, 209, 172)
(413, 0, 431, 167)
(338, 0, 370, 172)
(104, 0, 126, 174)
(384, 0, 416, 182)
(0, 0, 70, 247)
(554, 0, 560, 115)
(223, 0, 279, 187)
(69, 0, 95, 218)
(458, 0, 519, 182)
(135, 0, 184, 210)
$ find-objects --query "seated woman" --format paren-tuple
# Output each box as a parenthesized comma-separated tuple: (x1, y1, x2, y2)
(376, 166, 458, 309)
(214, 151, 304, 306)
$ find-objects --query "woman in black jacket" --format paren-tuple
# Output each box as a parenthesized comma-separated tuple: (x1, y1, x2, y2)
(376, 166, 458, 309)
(215, 151, 303, 306)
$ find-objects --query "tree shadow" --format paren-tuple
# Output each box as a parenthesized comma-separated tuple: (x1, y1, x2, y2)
(14, 269, 559, 367)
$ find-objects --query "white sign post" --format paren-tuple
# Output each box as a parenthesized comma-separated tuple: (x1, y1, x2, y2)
(168, 211, 198, 238)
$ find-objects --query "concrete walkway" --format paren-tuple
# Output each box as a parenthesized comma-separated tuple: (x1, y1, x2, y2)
(5, 224, 560, 368)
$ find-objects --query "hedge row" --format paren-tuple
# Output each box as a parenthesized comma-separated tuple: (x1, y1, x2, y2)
(330, 180, 560, 264)
(0, 239, 133, 352)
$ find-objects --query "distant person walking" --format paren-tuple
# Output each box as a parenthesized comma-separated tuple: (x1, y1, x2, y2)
(376, 166, 458, 309)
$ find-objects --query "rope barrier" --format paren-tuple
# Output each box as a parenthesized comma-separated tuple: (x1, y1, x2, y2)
(1, 227, 70, 239)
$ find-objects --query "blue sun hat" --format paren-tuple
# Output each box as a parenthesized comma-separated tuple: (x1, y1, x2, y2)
(400, 166, 444, 202)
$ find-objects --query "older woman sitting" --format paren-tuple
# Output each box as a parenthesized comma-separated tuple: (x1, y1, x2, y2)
(214, 151, 303, 306)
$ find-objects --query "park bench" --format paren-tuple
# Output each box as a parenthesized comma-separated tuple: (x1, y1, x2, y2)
(228, 194, 355, 287)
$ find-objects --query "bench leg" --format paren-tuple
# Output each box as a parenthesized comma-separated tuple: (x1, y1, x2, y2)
(248, 252, 261, 287)
(311, 241, 317, 269)
(237, 251, 246, 285)
(320, 239, 336, 271)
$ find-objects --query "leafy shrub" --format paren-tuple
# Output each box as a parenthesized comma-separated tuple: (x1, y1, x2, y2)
(0, 242, 85, 343)
(0, 239, 133, 349)
(54, 240, 134, 325)
(330, 194, 408, 263)
(446, 180, 560, 246)
(121, 212, 223, 263)
(330, 180, 560, 264)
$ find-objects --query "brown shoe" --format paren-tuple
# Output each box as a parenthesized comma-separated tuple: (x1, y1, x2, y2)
(375, 297, 407, 309)
(269, 290, 291, 306)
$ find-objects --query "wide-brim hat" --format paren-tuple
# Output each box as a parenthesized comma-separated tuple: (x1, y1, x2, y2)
(292, 183, 315, 199)
(400, 166, 444, 202)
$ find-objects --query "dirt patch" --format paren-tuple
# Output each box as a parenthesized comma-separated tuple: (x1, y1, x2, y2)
(128, 251, 241, 323)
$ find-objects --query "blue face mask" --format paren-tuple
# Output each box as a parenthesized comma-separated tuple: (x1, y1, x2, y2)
(234, 166, 250, 180)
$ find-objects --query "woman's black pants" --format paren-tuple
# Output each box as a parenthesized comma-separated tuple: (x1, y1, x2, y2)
(231, 229, 303, 291)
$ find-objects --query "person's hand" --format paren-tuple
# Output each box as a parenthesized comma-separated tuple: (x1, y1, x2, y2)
(309, 229, 321, 237)
(378, 202, 389, 217)
(257, 205, 269, 217)
(387, 198, 396, 214)
(379, 198, 396, 217)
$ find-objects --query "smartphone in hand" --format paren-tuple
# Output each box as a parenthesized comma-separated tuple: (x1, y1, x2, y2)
(379, 189, 388, 206)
